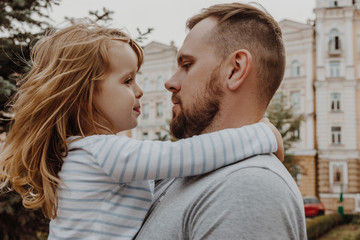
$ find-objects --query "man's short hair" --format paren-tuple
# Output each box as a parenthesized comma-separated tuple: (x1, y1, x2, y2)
(187, 3, 286, 106)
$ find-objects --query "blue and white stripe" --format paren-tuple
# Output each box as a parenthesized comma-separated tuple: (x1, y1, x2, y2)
(48, 122, 277, 239)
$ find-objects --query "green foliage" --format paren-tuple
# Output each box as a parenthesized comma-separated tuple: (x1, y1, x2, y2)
(0, 2, 58, 238)
(0, 0, 60, 134)
(306, 214, 343, 240)
(0, 76, 16, 106)
(266, 93, 304, 177)
(317, 224, 360, 240)
(341, 228, 360, 240)
(0, 0, 60, 42)
(0, 191, 49, 240)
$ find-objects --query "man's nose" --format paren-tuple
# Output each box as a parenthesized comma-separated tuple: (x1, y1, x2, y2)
(165, 74, 181, 93)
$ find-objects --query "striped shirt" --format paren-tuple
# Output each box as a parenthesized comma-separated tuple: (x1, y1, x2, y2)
(48, 122, 277, 240)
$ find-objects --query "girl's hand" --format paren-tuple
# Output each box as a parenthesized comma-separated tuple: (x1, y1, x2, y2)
(260, 118, 284, 162)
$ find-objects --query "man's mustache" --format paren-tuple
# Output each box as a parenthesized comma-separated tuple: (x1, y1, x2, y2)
(171, 94, 182, 106)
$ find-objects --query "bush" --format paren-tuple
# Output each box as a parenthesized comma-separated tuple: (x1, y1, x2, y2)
(343, 228, 360, 240)
(0, 191, 49, 240)
(307, 214, 343, 240)
(344, 214, 360, 225)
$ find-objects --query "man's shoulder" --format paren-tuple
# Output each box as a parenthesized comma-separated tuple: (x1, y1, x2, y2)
(154, 154, 303, 208)
(138, 155, 307, 240)
(194, 154, 296, 186)
(191, 154, 302, 200)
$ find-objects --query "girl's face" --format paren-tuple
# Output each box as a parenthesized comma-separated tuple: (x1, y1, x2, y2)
(94, 41, 143, 133)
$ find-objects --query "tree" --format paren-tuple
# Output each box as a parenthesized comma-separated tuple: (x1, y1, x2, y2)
(135, 27, 154, 44)
(0, 192, 49, 240)
(266, 93, 304, 179)
(0, 1, 60, 239)
(0, 0, 61, 133)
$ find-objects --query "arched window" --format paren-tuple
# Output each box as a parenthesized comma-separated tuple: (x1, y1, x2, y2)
(291, 60, 301, 77)
(329, 29, 341, 52)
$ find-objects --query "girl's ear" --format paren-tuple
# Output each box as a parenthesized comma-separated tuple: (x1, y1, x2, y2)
(226, 49, 252, 91)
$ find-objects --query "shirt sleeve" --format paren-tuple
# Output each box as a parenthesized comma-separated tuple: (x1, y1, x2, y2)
(84, 122, 278, 183)
(183, 167, 307, 240)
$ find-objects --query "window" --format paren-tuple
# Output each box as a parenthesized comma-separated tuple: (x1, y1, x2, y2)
(156, 102, 163, 118)
(331, 126, 341, 144)
(334, 166, 343, 183)
(144, 77, 150, 92)
(329, 0, 338, 7)
(329, 29, 341, 52)
(330, 162, 347, 185)
(291, 91, 300, 109)
(143, 103, 149, 119)
(142, 132, 149, 140)
(330, 92, 341, 111)
(155, 132, 161, 140)
(329, 61, 340, 77)
(329, 161, 348, 193)
(334, 36, 340, 49)
(157, 76, 164, 91)
(291, 60, 301, 77)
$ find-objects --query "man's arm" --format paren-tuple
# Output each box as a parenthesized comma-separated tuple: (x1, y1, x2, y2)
(183, 167, 307, 240)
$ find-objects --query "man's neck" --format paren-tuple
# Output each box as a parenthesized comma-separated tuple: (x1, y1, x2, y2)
(201, 111, 263, 134)
(201, 97, 266, 134)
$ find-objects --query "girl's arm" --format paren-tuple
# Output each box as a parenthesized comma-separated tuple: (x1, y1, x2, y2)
(78, 122, 278, 183)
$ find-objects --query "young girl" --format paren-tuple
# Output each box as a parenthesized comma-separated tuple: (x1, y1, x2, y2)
(0, 22, 281, 239)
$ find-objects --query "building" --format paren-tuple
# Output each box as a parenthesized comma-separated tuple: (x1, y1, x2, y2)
(278, 18, 318, 198)
(133, 41, 177, 140)
(135, 0, 360, 212)
(313, 0, 360, 212)
(280, 0, 360, 212)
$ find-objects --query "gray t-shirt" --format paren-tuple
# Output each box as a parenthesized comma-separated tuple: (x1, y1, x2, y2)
(135, 154, 307, 240)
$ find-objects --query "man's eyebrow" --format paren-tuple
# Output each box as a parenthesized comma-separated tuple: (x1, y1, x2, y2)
(177, 54, 195, 65)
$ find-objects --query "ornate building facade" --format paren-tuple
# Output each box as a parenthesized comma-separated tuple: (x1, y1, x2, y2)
(132, 41, 177, 140)
(314, 0, 360, 212)
(280, 0, 360, 212)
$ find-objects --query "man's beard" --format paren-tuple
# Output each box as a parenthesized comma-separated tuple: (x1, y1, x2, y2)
(170, 68, 224, 139)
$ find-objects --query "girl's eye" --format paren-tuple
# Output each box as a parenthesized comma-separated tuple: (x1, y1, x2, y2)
(124, 78, 133, 84)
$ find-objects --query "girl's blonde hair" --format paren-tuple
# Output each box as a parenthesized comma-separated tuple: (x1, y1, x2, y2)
(0, 22, 144, 219)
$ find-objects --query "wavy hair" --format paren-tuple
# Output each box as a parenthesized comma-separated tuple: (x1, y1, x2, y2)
(0, 22, 144, 219)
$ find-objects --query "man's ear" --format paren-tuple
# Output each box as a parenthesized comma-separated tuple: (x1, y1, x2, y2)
(226, 49, 252, 91)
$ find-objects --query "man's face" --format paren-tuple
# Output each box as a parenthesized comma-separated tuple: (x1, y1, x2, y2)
(165, 18, 225, 139)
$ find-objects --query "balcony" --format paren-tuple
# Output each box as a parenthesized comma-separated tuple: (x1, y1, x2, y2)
(328, 48, 342, 56)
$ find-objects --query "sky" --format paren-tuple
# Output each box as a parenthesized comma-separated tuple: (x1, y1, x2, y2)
(49, 0, 316, 47)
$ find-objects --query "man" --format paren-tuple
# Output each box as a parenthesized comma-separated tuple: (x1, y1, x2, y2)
(135, 3, 307, 240)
